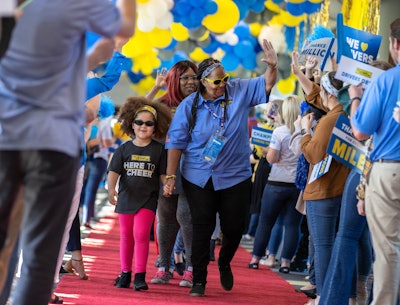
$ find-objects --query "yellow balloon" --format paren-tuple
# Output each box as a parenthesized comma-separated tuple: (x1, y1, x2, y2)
(202, 0, 240, 34)
(265, 0, 282, 13)
(281, 11, 306, 27)
(189, 47, 209, 63)
(277, 76, 296, 95)
(286, 0, 306, 3)
(112, 122, 131, 142)
(171, 23, 189, 41)
(148, 27, 172, 49)
(137, 0, 150, 3)
(249, 23, 262, 37)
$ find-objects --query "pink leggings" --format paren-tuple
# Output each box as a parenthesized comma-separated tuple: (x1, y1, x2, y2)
(118, 208, 155, 273)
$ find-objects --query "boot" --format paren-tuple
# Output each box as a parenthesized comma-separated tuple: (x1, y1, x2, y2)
(210, 239, 216, 261)
(134, 272, 148, 291)
(115, 271, 132, 288)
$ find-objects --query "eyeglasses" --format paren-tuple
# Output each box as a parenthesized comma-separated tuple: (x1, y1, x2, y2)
(179, 75, 198, 82)
(134, 120, 155, 127)
(204, 74, 230, 85)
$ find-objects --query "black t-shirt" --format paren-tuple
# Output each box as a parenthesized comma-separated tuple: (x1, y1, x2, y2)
(108, 140, 167, 214)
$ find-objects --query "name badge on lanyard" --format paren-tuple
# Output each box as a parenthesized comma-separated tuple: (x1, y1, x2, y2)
(202, 101, 227, 164)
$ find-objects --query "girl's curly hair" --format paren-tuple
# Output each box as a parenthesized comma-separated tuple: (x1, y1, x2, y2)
(118, 96, 172, 141)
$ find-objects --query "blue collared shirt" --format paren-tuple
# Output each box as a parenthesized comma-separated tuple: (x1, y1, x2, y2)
(166, 76, 270, 190)
(0, 0, 121, 157)
(351, 63, 400, 161)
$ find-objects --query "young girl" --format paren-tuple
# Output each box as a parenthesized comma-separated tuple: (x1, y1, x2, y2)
(107, 97, 171, 291)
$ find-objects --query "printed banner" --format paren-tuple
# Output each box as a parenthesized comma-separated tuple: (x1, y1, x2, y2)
(327, 114, 367, 174)
(335, 56, 385, 86)
(251, 125, 274, 147)
(340, 25, 381, 65)
(299, 37, 337, 71)
(308, 155, 332, 184)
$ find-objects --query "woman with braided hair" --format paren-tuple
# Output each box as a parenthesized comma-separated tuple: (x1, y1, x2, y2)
(163, 39, 278, 297)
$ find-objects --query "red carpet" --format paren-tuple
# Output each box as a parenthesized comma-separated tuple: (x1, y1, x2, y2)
(55, 206, 308, 305)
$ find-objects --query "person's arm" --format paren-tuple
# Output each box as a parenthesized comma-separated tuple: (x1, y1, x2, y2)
(305, 56, 318, 79)
(146, 68, 167, 101)
(87, 38, 116, 72)
(260, 39, 278, 94)
(291, 51, 314, 95)
(85, 94, 101, 124)
(107, 171, 119, 205)
(266, 148, 280, 164)
(348, 84, 369, 141)
(115, 0, 136, 39)
(163, 148, 182, 197)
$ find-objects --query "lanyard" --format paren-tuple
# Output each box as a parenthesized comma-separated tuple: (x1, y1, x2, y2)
(203, 90, 228, 135)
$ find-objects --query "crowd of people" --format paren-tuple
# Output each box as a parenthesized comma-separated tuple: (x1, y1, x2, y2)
(0, 1, 399, 305)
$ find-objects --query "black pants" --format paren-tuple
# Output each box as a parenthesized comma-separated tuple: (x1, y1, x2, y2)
(0, 150, 79, 305)
(182, 177, 251, 285)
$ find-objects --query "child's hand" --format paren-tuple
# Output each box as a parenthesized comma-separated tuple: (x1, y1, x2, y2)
(163, 180, 175, 197)
(108, 190, 118, 205)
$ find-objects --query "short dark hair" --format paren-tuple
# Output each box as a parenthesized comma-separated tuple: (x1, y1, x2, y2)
(390, 18, 400, 42)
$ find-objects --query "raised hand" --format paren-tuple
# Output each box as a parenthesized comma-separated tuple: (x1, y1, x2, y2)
(260, 39, 278, 69)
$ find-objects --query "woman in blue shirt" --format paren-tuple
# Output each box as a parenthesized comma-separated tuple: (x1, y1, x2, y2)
(163, 39, 278, 297)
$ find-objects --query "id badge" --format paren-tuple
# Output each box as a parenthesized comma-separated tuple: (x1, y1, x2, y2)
(202, 134, 226, 163)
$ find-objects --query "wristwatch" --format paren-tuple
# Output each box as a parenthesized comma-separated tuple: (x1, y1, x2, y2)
(300, 128, 309, 135)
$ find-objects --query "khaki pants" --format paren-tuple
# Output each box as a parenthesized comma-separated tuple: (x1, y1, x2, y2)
(365, 162, 400, 305)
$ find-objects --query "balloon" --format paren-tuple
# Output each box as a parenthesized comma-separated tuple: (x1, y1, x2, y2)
(234, 21, 250, 39)
(233, 40, 253, 59)
(202, 0, 240, 34)
(171, 23, 189, 41)
(221, 53, 240, 71)
(277, 76, 296, 95)
(147, 28, 172, 49)
(189, 47, 210, 62)
(137, 0, 150, 3)
(286, 2, 305, 16)
(241, 54, 257, 70)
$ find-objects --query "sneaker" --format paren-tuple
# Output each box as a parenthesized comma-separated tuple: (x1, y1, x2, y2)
(219, 264, 234, 291)
(115, 271, 132, 288)
(189, 283, 205, 297)
(150, 270, 171, 284)
(179, 270, 193, 288)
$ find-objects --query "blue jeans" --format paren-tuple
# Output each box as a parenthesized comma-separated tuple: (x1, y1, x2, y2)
(267, 211, 284, 256)
(319, 170, 372, 304)
(81, 157, 107, 224)
(306, 195, 341, 296)
(252, 183, 302, 262)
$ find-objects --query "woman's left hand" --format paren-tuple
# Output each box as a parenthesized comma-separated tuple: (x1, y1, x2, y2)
(260, 39, 278, 68)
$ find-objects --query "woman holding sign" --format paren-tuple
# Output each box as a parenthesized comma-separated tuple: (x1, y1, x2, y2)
(163, 39, 278, 297)
(248, 95, 303, 273)
(292, 52, 350, 305)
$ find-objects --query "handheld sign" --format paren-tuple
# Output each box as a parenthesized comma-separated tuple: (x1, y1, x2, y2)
(308, 155, 332, 184)
(327, 114, 367, 174)
(299, 37, 337, 71)
(251, 125, 274, 147)
(335, 14, 382, 86)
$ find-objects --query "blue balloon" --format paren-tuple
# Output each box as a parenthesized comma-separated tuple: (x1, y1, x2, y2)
(204, 0, 218, 14)
(251, 0, 266, 13)
(235, 2, 250, 20)
(233, 40, 253, 59)
(202, 35, 220, 53)
(234, 21, 250, 39)
(173, 0, 191, 16)
(221, 53, 240, 72)
(126, 71, 145, 84)
(286, 2, 304, 17)
(241, 54, 257, 70)
(303, 2, 322, 14)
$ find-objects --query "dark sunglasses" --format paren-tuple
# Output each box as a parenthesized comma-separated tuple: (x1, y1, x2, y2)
(204, 74, 230, 85)
(134, 120, 155, 127)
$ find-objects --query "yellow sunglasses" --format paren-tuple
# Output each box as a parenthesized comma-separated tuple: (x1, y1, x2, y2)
(204, 74, 230, 85)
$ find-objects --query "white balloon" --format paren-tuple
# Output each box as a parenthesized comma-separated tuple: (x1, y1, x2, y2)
(156, 11, 173, 29)
(137, 14, 156, 32)
(146, 0, 168, 20)
(258, 24, 287, 54)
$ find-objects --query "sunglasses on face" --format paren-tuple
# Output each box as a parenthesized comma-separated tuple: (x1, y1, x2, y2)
(204, 74, 230, 85)
(179, 75, 198, 82)
(134, 120, 155, 127)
